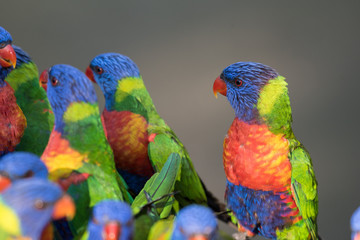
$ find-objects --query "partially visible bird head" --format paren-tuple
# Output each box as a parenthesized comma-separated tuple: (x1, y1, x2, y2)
(0, 152, 48, 192)
(213, 62, 279, 122)
(351, 207, 360, 240)
(0, 27, 16, 82)
(2, 178, 75, 240)
(88, 200, 133, 240)
(172, 205, 218, 240)
(41, 64, 98, 131)
(39, 69, 48, 91)
(86, 53, 140, 108)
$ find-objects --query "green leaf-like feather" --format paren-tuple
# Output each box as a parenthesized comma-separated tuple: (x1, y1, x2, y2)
(115, 77, 207, 207)
(132, 152, 181, 217)
(289, 142, 318, 240)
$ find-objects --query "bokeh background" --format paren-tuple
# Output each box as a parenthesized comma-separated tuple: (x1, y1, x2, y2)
(2, 1, 359, 239)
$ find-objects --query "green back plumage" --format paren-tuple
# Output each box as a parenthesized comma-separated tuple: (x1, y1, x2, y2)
(257, 76, 318, 239)
(114, 77, 207, 207)
(47, 102, 132, 235)
(5, 50, 54, 156)
(63, 102, 133, 202)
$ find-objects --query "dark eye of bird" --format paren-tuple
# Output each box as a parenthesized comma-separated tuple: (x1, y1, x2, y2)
(0, 42, 6, 49)
(235, 79, 243, 87)
(51, 77, 59, 86)
(126, 219, 133, 227)
(92, 217, 99, 225)
(34, 199, 46, 210)
(95, 66, 104, 74)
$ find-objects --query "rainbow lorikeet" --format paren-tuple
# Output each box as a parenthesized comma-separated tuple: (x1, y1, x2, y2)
(0, 178, 75, 240)
(85, 53, 207, 207)
(148, 204, 218, 240)
(5, 45, 54, 156)
(213, 62, 318, 239)
(0, 27, 26, 156)
(82, 200, 133, 240)
(351, 207, 360, 240)
(40, 64, 132, 236)
(0, 151, 48, 192)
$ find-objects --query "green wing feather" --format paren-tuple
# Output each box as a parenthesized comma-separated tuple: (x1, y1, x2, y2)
(289, 140, 318, 240)
(61, 103, 133, 235)
(5, 53, 54, 156)
(148, 124, 207, 207)
(132, 153, 181, 240)
(132, 152, 181, 217)
(115, 77, 207, 207)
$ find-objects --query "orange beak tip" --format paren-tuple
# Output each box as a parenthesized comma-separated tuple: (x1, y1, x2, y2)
(213, 76, 227, 98)
(85, 66, 96, 83)
(189, 235, 208, 240)
(0, 175, 11, 192)
(103, 221, 121, 240)
(52, 194, 75, 220)
(0, 44, 16, 68)
(213, 91, 218, 99)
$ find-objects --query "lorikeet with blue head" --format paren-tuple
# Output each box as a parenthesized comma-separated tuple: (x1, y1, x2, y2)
(148, 204, 218, 240)
(5, 45, 54, 156)
(0, 26, 26, 156)
(82, 200, 133, 240)
(40, 64, 132, 236)
(351, 207, 360, 240)
(82, 154, 181, 240)
(213, 62, 318, 239)
(0, 151, 48, 191)
(0, 178, 75, 240)
(85, 53, 219, 211)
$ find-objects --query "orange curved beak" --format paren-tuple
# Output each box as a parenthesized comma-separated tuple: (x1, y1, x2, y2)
(189, 234, 209, 240)
(103, 221, 121, 240)
(213, 76, 227, 98)
(39, 70, 48, 92)
(355, 232, 360, 240)
(85, 66, 96, 83)
(0, 44, 16, 68)
(52, 194, 75, 220)
(0, 174, 11, 192)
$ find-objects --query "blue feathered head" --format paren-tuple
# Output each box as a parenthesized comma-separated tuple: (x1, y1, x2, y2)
(172, 204, 218, 240)
(2, 178, 75, 239)
(0, 152, 48, 185)
(0, 26, 16, 83)
(42, 64, 98, 131)
(87, 200, 133, 240)
(213, 62, 279, 122)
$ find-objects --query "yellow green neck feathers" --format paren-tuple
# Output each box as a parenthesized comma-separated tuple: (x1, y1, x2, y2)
(256, 76, 293, 136)
(257, 76, 288, 116)
(115, 77, 146, 103)
(113, 76, 163, 125)
(63, 102, 99, 123)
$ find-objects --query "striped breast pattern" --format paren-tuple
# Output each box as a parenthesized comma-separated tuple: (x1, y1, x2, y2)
(41, 130, 87, 181)
(223, 118, 301, 238)
(102, 109, 154, 177)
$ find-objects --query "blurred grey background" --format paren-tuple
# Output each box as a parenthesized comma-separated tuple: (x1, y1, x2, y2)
(2, 1, 359, 239)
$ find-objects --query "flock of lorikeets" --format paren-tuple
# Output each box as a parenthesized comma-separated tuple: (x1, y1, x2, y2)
(0, 25, 321, 240)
